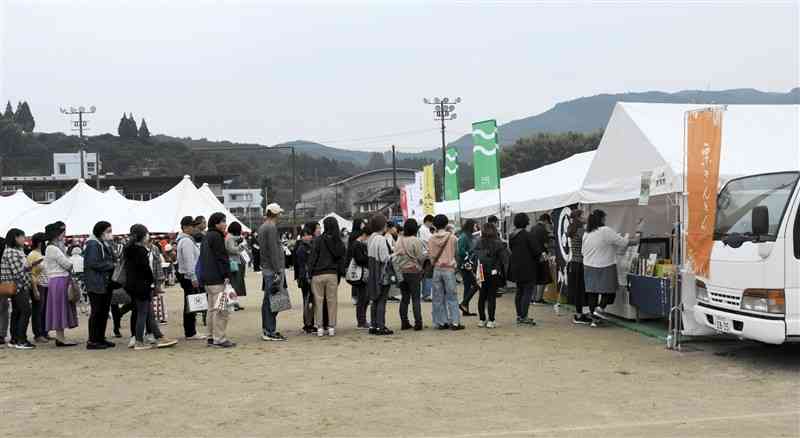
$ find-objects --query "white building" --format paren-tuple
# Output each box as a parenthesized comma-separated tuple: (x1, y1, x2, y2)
(53, 152, 98, 179)
(223, 189, 263, 228)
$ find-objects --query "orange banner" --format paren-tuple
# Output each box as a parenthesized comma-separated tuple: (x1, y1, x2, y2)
(686, 109, 723, 277)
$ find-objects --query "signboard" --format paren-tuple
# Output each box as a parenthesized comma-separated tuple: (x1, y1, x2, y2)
(472, 119, 500, 191)
(422, 164, 436, 216)
(639, 170, 653, 206)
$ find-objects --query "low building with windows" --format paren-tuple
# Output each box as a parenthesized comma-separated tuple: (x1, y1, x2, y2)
(53, 152, 99, 179)
(223, 188, 263, 229)
(300, 168, 416, 219)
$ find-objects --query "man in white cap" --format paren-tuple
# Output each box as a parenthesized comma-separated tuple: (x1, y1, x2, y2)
(257, 203, 288, 341)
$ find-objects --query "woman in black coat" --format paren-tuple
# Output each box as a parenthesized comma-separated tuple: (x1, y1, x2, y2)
(124, 224, 176, 350)
(83, 221, 116, 349)
(508, 213, 543, 325)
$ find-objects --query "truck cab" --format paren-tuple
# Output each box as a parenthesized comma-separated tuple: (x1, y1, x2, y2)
(694, 171, 800, 344)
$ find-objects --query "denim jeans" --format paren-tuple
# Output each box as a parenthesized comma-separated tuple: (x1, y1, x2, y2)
(370, 285, 389, 329)
(353, 283, 369, 327)
(431, 269, 460, 326)
(261, 271, 279, 336)
(421, 278, 433, 300)
(0, 297, 9, 339)
(515, 282, 535, 320)
(31, 285, 48, 338)
(400, 272, 423, 325)
(133, 297, 162, 343)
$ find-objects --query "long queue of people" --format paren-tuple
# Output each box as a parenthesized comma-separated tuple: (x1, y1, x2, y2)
(0, 199, 640, 351)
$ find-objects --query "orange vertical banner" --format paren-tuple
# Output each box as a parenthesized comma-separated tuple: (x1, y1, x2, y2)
(686, 108, 723, 277)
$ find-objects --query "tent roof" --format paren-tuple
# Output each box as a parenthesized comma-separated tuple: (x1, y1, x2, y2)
(580, 102, 800, 204)
(321, 212, 353, 232)
(0, 190, 41, 234)
(435, 151, 596, 218)
(198, 184, 251, 233)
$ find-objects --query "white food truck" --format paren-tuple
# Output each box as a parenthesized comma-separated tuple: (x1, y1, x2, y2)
(694, 171, 800, 344)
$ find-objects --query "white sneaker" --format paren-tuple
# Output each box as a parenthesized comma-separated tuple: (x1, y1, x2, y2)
(487, 321, 496, 329)
(328, 328, 335, 337)
(478, 320, 486, 328)
(317, 328, 326, 337)
(128, 337, 136, 349)
(186, 334, 208, 341)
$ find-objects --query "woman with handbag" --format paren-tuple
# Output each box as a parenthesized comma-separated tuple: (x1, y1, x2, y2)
(474, 223, 508, 329)
(84, 221, 117, 350)
(124, 224, 177, 350)
(366, 214, 393, 335)
(0, 229, 36, 349)
(26, 232, 50, 344)
(309, 216, 346, 337)
(395, 219, 426, 331)
(43, 222, 79, 347)
(347, 225, 370, 329)
(225, 222, 247, 311)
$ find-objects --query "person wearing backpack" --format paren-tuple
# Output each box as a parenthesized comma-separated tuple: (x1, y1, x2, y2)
(474, 223, 508, 328)
(395, 219, 427, 331)
(456, 219, 480, 317)
(309, 217, 346, 337)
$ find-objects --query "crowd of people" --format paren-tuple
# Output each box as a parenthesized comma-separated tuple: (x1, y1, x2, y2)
(0, 199, 641, 350)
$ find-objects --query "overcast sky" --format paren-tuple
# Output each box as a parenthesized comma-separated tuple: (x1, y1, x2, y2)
(1, 0, 797, 152)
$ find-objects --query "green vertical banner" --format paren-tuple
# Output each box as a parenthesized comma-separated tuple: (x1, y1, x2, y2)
(472, 119, 499, 191)
(444, 146, 460, 201)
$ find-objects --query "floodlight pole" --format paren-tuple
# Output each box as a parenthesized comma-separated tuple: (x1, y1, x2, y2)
(423, 97, 461, 201)
(59, 105, 96, 180)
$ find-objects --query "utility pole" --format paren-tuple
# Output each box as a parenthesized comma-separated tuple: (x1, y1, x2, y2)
(59, 105, 96, 180)
(423, 97, 461, 201)
(391, 144, 397, 190)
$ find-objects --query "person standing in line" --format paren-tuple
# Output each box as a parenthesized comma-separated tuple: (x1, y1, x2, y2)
(194, 216, 207, 237)
(395, 219, 426, 331)
(457, 219, 480, 317)
(198, 213, 234, 348)
(294, 222, 317, 334)
(249, 231, 261, 272)
(347, 218, 366, 305)
(257, 203, 288, 342)
(225, 222, 247, 311)
(567, 209, 591, 325)
(27, 232, 50, 343)
(43, 222, 79, 347)
(532, 214, 553, 304)
(1, 229, 35, 349)
(124, 224, 178, 350)
(366, 214, 393, 335)
(176, 216, 207, 340)
(419, 215, 434, 302)
(83, 221, 117, 350)
(0, 236, 7, 346)
(309, 216, 346, 337)
(474, 223, 508, 329)
(509, 213, 541, 326)
(428, 214, 464, 331)
(347, 225, 370, 330)
(384, 223, 401, 303)
(582, 209, 640, 327)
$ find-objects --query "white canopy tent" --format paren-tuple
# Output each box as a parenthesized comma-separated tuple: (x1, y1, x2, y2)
(0, 189, 41, 233)
(580, 102, 800, 204)
(435, 151, 596, 219)
(8, 179, 133, 236)
(321, 212, 353, 232)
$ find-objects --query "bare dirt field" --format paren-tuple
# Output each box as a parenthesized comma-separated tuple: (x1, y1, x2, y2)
(2, 271, 798, 437)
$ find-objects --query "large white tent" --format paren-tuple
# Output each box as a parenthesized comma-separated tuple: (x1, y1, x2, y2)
(321, 212, 353, 232)
(580, 102, 800, 204)
(0, 189, 41, 233)
(435, 151, 596, 219)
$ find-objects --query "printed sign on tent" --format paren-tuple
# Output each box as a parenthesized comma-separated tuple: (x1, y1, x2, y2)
(686, 108, 723, 278)
(472, 119, 500, 191)
(639, 170, 653, 206)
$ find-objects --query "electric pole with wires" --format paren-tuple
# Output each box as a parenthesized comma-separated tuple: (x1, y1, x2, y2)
(423, 96, 461, 201)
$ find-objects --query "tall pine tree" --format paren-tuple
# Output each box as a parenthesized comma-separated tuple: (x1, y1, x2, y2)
(118, 113, 129, 138)
(138, 118, 150, 139)
(14, 101, 35, 133)
(127, 113, 139, 139)
(2, 101, 13, 120)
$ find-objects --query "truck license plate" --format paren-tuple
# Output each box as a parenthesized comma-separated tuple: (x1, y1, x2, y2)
(714, 317, 731, 333)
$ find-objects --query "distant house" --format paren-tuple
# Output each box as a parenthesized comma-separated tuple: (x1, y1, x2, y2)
(223, 188, 263, 229)
(53, 152, 98, 179)
(300, 168, 416, 219)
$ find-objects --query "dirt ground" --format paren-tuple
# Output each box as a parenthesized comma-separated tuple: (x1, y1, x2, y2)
(2, 271, 798, 438)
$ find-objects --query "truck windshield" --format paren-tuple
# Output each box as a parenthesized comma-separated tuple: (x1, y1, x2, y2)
(715, 172, 799, 241)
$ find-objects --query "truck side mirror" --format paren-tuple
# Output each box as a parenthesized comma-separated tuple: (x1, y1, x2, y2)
(752, 206, 769, 236)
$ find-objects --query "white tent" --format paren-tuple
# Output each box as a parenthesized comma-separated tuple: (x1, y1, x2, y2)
(435, 151, 596, 219)
(8, 179, 129, 236)
(321, 212, 353, 232)
(580, 103, 800, 204)
(99, 186, 149, 234)
(197, 184, 251, 233)
(0, 189, 41, 233)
